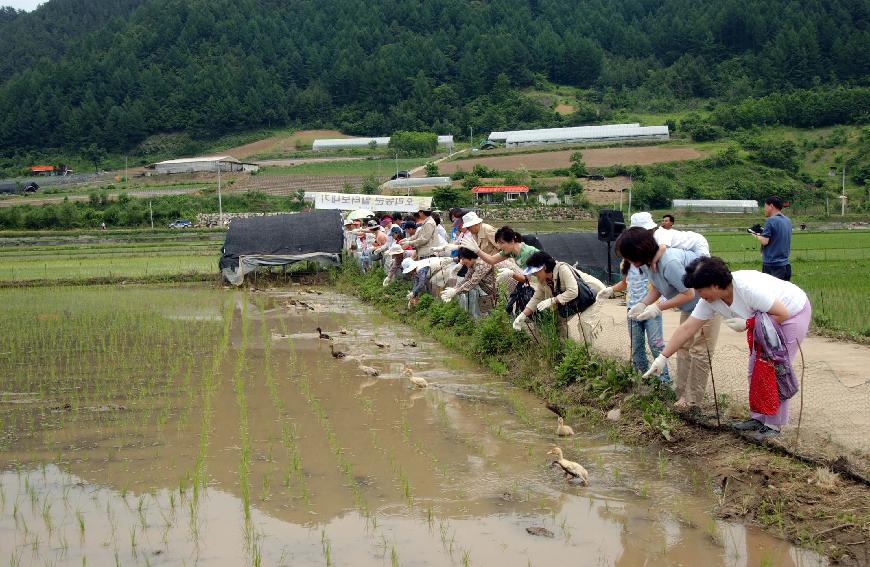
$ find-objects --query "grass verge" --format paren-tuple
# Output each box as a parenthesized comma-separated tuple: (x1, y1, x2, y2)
(334, 261, 870, 565)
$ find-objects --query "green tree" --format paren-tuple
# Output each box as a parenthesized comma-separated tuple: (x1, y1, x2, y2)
(569, 152, 588, 177)
(424, 162, 439, 177)
(432, 185, 472, 210)
(389, 131, 437, 157)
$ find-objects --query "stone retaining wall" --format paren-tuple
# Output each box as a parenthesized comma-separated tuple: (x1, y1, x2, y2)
(480, 206, 593, 222)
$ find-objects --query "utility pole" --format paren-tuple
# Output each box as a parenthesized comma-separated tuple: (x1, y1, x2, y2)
(125, 155, 128, 192)
(217, 161, 223, 225)
(470, 126, 473, 148)
(627, 174, 633, 215)
(841, 166, 846, 216)
(149, 200, 154, 229)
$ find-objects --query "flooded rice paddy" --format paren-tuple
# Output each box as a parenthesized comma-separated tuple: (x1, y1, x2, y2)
(0, 285, 826, 566)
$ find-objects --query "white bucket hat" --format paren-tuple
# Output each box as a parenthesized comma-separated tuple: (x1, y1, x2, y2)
(387, 244, 405, 255)
(401, 258, 417, 274)
(461, 211, 483, 228)
(629, 212, 657, 230)
(521, 265, 543, 276)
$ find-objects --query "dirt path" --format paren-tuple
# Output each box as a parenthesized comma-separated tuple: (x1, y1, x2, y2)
(439, 146, 703, 173)
(594, 300, 870, 456)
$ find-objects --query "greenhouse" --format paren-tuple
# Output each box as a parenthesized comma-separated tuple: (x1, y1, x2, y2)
(488, 124, 639, 143)
(505, 125, 669, 147)
(383, 177, 451, 189)
(672, 199, 758, 213)
(313, 135, 455, 151)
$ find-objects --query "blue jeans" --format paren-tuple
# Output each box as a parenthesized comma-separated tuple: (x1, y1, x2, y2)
(628, 314, 670, 383)
(458, 287, 486, 320)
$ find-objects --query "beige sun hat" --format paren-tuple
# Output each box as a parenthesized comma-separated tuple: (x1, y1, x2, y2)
(387, 244, 405, 255)
(461, 211, 483, 227)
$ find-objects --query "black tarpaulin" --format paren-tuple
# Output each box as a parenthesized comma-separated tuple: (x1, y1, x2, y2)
(219, 210, 343, 283)
(534, 232, 619, 284)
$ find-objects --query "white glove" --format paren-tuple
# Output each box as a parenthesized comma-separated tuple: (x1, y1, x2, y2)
(512, 312, 528, 331)
(440, 288, 458, 302)
(449, 262, 463, 274)
(496, 267, 516, 284)
(406, 291, 414, 300)
(382, 276, 390, 287)
(596, 286, 614, 301)
(430, 245, 446, 253)
(635, 303, 661, 321)
(536, 297, 555, 311)
(399, 238, 410, 245)
(725, 317, 748, 332)
(459, 234, 479, 252)
(627, 303, 646, 319)
(643, 354, 668, 378)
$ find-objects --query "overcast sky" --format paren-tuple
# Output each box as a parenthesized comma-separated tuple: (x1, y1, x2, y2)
(3, 0, 44, 11)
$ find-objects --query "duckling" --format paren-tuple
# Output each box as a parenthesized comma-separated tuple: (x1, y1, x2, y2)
(555, 416, 575, 437)
(401, 340, 417, 348)
(373, 340, 388, 349)
(316, 327, 331, 340)
(339, 328, 349, 335)
(358, 364, 379, 377)
(403, 367, 428, 388)
(546, 447, 588, 485)
(329, 344, 347, 359)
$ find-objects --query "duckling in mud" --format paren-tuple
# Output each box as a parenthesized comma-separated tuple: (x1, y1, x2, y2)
(547, 446, 589, 485)
(316, 327, 331, 340)
(330, 344, 347, 359)
(373, 339, 388, 349)
(403, 367, 428, 388)
(357, 364, 379, 377)
(555, 416, 575, 437)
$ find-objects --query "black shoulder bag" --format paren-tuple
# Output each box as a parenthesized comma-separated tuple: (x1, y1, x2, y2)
(554, 263, 595, 318)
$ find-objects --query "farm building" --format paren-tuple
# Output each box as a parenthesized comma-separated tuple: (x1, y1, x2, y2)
(504, 125, 669, 148)
(472, 185, 528, 204)
(488, 124, 640, 143)
(30, 165, 54, 175)
(672, 199, 758, 213)
(147, 156, 259, 175)
(313, 135, 455, 151)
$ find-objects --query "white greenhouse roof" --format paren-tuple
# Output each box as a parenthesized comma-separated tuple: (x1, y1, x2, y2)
(312, 137, 391, 150)
(505, 125, 668, 144)
(489, 124, 640, 142)
(672, 199, 758, 208)
(437, 135, 454, 144)
(384, 177, 452, 188)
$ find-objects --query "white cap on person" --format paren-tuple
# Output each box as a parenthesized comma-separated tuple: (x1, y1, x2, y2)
(461, 211, 483, 228)
(401, 258, 416, 274)
(629, 212, 657, 230)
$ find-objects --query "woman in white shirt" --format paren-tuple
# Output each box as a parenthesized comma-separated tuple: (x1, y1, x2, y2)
(644, 256, 811, 438)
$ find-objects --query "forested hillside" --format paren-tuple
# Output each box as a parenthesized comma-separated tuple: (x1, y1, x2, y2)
(1, 0, 869, 156)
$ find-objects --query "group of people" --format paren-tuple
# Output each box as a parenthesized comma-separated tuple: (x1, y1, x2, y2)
(343, 196, 806, 439)
(342, 208, 607, 337)
(602, 198, 804, 438)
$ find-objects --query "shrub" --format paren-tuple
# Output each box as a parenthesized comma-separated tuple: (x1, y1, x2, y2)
(389, 131, 437, 157)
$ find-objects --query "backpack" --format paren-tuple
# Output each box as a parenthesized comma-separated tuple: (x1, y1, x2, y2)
(554, 262, 595, 318)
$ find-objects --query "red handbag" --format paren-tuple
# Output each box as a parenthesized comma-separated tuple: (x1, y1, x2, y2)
(746, 318, 779, 416)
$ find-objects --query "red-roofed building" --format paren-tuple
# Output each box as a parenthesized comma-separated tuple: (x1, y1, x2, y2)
(470, 185, 528, 203)
(30, 165, 54, 175)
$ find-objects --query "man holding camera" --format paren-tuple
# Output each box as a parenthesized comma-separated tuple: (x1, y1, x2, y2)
(749, 196, 792, 281)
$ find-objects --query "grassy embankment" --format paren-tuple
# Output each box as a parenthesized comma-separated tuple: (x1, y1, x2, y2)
(334, 261, 869, 563)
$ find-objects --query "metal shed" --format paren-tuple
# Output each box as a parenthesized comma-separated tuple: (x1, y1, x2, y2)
(672, 199, 758, 213)
(150, 156, 254, 175)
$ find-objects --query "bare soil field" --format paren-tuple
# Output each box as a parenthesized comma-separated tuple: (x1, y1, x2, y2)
(531, 175, 633, 205)
(554, 104, 574, 115)
(439, 146, 704, 173)
(226, 129, 348, 159)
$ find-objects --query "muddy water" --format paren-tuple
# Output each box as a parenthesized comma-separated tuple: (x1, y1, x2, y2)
(0, 286, 825, 566)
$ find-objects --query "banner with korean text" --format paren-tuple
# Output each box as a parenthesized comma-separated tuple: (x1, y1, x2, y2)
(305, 192, 432, 212)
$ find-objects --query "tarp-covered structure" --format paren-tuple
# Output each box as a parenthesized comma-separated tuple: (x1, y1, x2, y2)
(534, 232, 620, 284)
(219, 210, 343, 285)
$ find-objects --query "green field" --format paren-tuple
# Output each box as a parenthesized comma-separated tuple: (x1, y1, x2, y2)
(260, 158, 430, 177)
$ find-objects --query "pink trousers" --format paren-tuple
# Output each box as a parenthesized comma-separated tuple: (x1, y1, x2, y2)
(749, 301, 812, 427)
